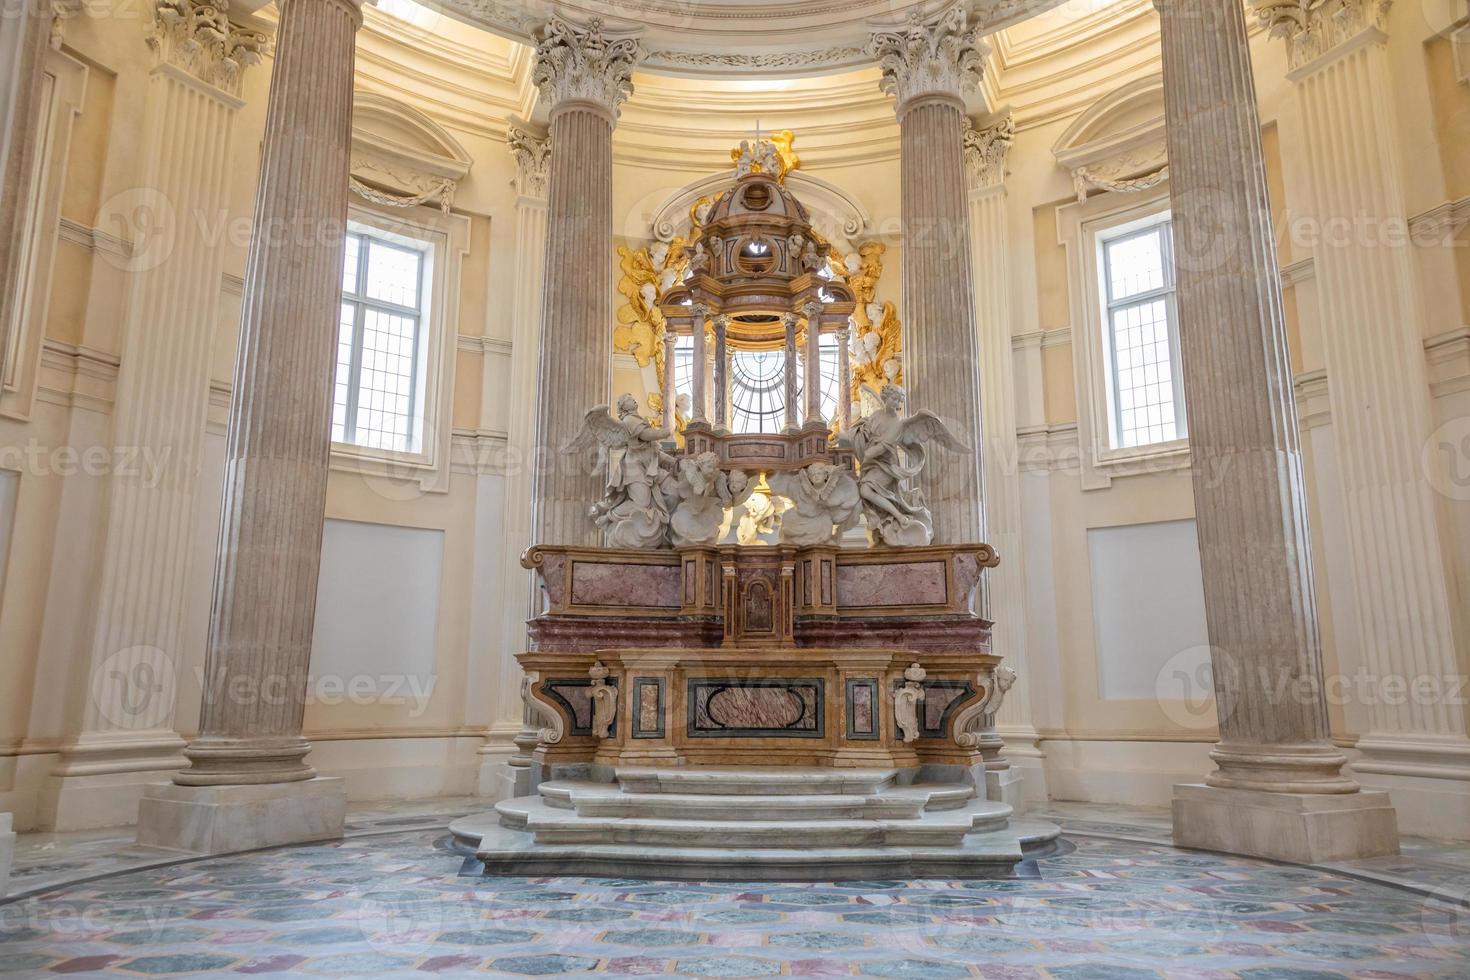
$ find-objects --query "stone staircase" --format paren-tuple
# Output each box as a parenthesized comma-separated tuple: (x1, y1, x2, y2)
(450, 767, 1060, 880)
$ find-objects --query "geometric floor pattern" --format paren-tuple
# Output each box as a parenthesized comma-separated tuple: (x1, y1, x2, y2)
(3, 827, 1468, 977)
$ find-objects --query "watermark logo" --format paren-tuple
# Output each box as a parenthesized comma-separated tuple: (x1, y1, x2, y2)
(1155, 644, 1221, 731)
(1422, 415, 1470, 502)
(91, 645, 177, 730)
(96, 187, 176, 274)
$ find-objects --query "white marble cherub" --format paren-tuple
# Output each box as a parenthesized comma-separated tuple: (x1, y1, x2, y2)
(670, 454, 755, 547)
(735, 487, 784, 546)
(851, 383, 971, 547)
(767, 461, 862, 547)
(565, 394, 672, 550)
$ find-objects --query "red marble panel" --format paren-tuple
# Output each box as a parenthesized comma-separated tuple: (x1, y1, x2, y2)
(570, 561, 681, 608)
(836, 560, 948, 608)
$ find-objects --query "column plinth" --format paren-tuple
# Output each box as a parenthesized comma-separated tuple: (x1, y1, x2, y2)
(1157, 0, 1397, 861)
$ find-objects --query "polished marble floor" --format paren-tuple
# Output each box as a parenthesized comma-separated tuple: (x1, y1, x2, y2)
(1, 799, 1467, 978)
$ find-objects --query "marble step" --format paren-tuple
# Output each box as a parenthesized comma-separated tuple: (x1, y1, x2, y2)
(494, 795, 1011, 848)
(539, 780, 974, 821)
(613, 766, 899, 796)
(451, 812, 1064, 881)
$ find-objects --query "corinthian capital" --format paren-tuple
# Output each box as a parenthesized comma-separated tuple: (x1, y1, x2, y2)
(532, 17, 643, 121)
(146, 0, 270, 97)
(964, 115, 1014, 190)
(867, 5, 984, 115)
(1253, 0, 1390, 70)
(507, 126, 550, 200)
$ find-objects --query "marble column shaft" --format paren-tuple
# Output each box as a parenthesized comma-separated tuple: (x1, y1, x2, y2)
(1157, 0, 1353, 792)
(782, 312, 799, 430)
(869, 8, 987, 548)
(713, 314, 729, 428)
(178, 0, 362, 787)
(62, 13, 261, 780)
(527, 18, 639, 546)
(803, 307, 823, 425)
(690, 304, 708, 423)
(835, 324, 852, 431)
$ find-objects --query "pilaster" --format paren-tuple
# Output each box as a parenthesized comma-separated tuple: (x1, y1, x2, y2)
(48, 0, 266, 831)
(495, 125, 549, 800)
(1258, 0, 1470, 833)
(964, 115, 1042, 800)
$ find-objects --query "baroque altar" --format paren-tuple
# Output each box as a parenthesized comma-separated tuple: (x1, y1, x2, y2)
(452, 139, 1057, 879)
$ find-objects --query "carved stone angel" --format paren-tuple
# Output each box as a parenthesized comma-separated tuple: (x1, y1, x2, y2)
(564, 394, 672, 550)
(851, 383, 971, 547)
(669, 451, 753, 547)
(766, 461, 862, 547)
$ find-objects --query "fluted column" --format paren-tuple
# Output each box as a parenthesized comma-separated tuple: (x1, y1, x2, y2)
(1258, 0, 1470, 813)
(500, 126, 550, 798)
(1158, 0, 1396, 862)
(0, 2, 53, 387)
(528, 17, 641, 546)
(965, 116, 1041, 797)
(174, 0, 363, 787)
(868, 7, 987, 549)
(50, 2, 267, 825)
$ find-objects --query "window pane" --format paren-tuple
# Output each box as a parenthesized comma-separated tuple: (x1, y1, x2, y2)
(1111, 298, 1179, 448)
(365, 240, 421, 308)
(672, 334, 693, 406)
(818, 332, 840, 424)
(730, 348, 791, 434)
(332, 302, 356, 442)
(352, 308, 420, 452)
(1106, 228, 1166, 302)
(342, 235, 360, 294)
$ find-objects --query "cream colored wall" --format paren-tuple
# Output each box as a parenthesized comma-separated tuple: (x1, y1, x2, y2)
(1, 0, 1465, 830)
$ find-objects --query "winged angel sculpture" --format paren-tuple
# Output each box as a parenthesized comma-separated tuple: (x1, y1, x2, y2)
(564, 394, 673, 550)
(851, 383, 971, 546)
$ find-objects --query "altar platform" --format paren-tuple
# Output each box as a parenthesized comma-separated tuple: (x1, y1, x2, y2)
(449, 541, 1060, 879)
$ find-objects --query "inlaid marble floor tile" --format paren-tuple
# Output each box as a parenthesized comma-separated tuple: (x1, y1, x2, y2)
(1, 802, 1467, 978)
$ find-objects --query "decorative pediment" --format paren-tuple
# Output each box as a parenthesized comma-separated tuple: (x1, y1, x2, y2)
(350, 93, 472, 213)
(1051, 75, 1168, 204)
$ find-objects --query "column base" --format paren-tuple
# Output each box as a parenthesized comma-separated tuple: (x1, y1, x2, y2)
(136, 777, 346, 854)
(986, 766, 1027, 814)
(0, 813, 14, 897)
(476, 741, 517, 803)
(1172, 783, 1399, 863)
